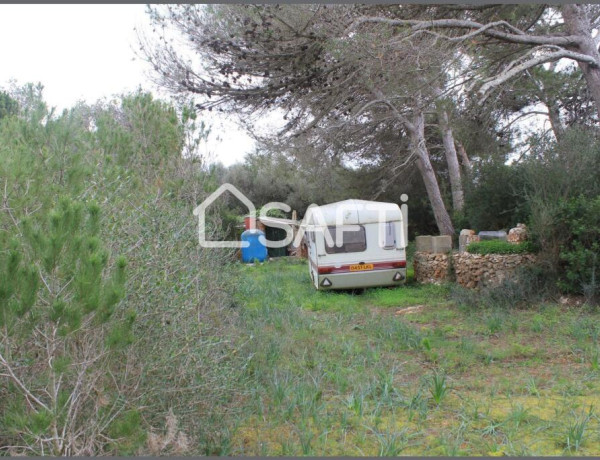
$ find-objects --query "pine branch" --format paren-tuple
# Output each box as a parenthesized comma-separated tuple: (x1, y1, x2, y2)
(478, 48, 600, 101)
(350, 16, 582, 48)
(0, 350, 50, 412)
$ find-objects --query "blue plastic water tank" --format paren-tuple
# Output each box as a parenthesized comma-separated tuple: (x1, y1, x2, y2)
(241, 229, 268, 263)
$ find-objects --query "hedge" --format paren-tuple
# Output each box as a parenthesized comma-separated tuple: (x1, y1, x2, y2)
(467, 239, 535, 255)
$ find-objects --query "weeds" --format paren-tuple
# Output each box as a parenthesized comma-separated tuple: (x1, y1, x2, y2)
(371, 317, 422, 350)
(563, 408, 593, 452)
(481, 419, 504, 436)
(485, 312, 504, 334)
(450, 265, 555, 311)
(367, 426, 409, 456)
(347, 389, 366, 416)
(427, 372, 449, 405)
(526, 377, 541, 397)
(403, 390, 429, 421)
(297, 422, 315, 455)
(588, 347, 600, 371)
(371, 368, 402, 407)
(507, 404, 530, 429)
(438, 421, 467, 455)
(459, 337, 476, 355)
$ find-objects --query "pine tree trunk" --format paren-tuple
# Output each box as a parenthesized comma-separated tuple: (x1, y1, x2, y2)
(438, 109, 464, 212)
(563, 5, 600, 119)
(529, 63, 565, 142)
(409, 110, 455, 236)
(545, 97, 564, 142)
(456, 142, 472, 172)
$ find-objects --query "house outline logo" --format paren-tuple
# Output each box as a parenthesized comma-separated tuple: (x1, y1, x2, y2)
(193, 183, 256, 248)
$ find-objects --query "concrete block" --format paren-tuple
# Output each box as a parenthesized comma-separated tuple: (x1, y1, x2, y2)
(458, 234, 468, 253)
(478, 230, 507, 241)
(415, 235, 433, 253)
(459, 229, 480, 253)
(432, 235, 452, 253)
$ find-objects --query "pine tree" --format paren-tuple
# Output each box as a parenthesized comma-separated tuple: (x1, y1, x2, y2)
(0, 197, 131, 455)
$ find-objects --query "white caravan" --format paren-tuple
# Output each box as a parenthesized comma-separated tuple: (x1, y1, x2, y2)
(303, 199, 407, 290)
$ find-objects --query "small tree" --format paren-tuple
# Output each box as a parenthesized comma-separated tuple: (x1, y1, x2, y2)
(0, 197, 133, 455)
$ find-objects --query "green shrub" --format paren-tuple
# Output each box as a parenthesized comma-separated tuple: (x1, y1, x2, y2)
(0, 85, 240, 455)
(523, 126, 600, 296)
(555, 195, 600, 302)
(467, 239, 535, 255)
(464, 126, 600, 298)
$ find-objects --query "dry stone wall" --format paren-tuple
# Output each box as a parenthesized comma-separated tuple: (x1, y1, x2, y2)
(452, 253, 537, 289)
(414, 225, 536, 288)
(414, 251, 537, 288)
(413, 252, 450, 284)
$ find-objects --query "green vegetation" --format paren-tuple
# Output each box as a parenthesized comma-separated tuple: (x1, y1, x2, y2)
(0, 85, 239, 455)
(0, 90, 18, 120)
(463, 160, 529, 231)
(467, 240, 535, 255)
(1, 59, 599, 456)
(555, 195, 600, 302)
(463, 127, 600, 300)
(0, 197, 131, 455)
(223, 259, 600, 455)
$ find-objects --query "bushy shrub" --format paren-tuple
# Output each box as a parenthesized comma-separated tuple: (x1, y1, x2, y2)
(0, 85, 243, 455)
(467, 240, 535, 255)
(554, 195, 600, 303)
(464, 126, 600, 299)
(523, 127, 600, 300)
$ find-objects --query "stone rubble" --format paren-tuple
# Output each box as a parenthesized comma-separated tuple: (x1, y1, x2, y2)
(507, 223, 528, 244)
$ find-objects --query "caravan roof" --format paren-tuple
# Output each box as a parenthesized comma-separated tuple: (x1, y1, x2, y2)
(304, 199, 402, 227)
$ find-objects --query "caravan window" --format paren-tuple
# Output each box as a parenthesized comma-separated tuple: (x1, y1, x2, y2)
(383, 222, 396, 249)
(324, 225, 367, 254)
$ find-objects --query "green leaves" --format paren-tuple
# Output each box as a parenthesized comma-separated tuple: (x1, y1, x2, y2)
(51, 355, 72, 375)
(555, 195, 600, 299)
(17, 264, 38, 317)
(1, 195, 128, 329)
(0, 241, 38, 326)
(0, 90, 19, 120)
(467, 240, 535, 255)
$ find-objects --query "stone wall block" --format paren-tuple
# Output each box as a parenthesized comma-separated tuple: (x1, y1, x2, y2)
(414, 250, 537, 288)
(416, 236, 433, 253)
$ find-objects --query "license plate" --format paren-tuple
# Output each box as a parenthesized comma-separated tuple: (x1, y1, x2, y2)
(349, 263, 374, 272)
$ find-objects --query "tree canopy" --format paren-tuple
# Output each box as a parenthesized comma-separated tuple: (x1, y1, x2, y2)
(141, 4, 600, 235)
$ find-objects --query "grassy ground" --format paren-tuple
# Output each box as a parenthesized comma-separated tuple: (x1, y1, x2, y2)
(226, 257, 600, 455)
